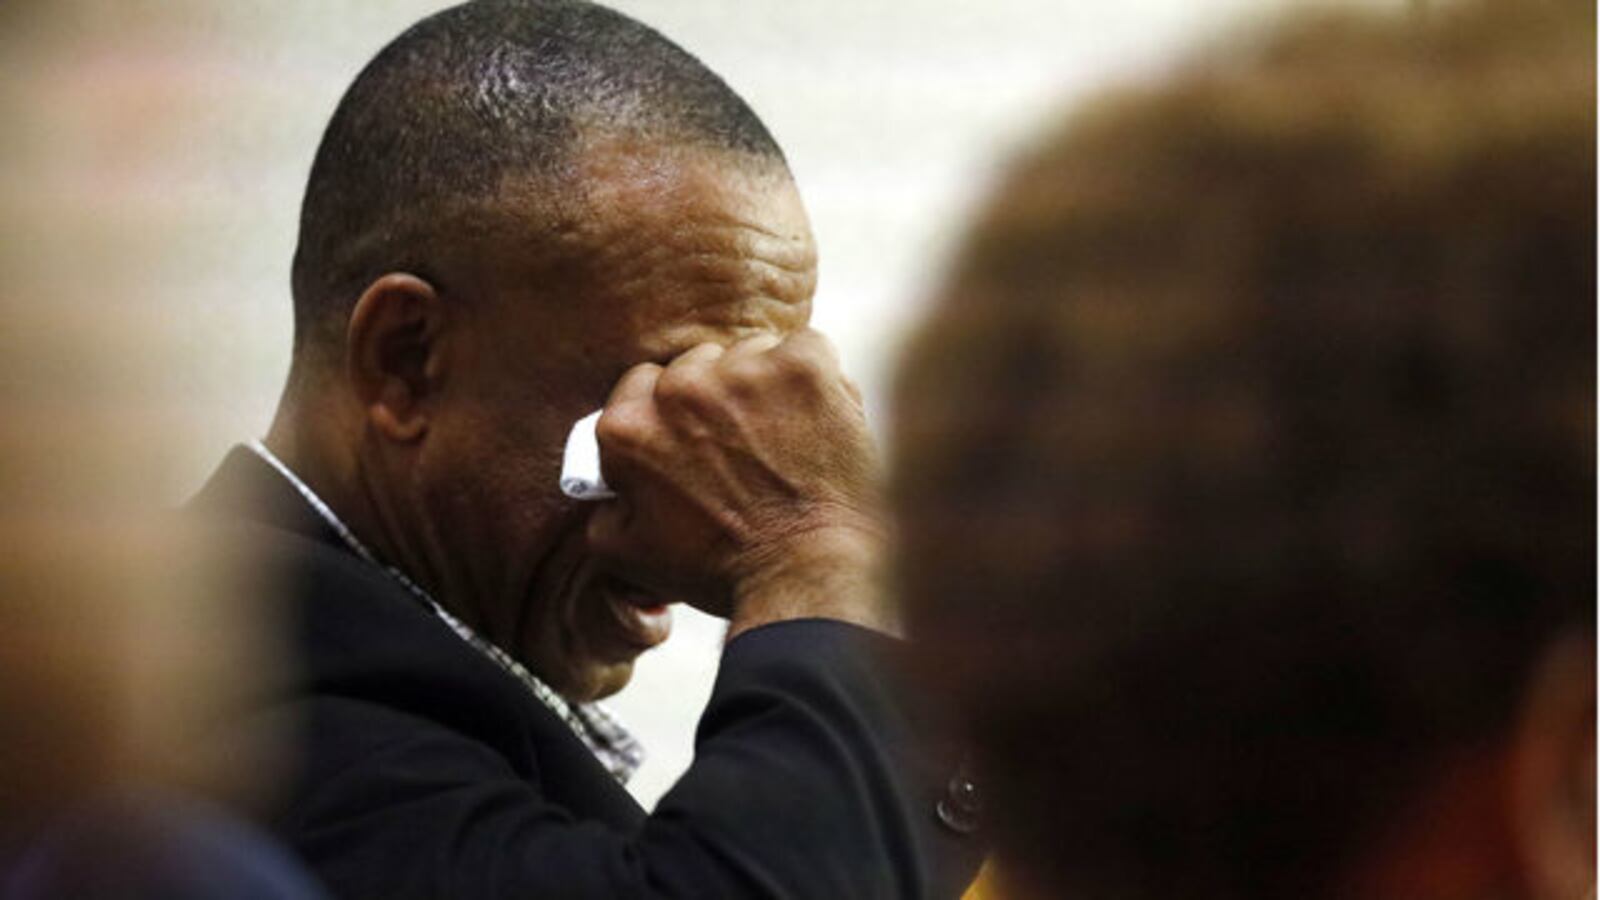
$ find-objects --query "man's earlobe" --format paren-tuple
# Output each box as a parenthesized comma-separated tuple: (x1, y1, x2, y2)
(346, 273, 444, 444)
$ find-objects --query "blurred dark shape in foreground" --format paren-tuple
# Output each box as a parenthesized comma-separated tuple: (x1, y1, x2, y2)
(894, 1, 1594, 898)
(0, 240, 323, 897)
(3, 793, 325, 900)
(0, 8, 318, 895)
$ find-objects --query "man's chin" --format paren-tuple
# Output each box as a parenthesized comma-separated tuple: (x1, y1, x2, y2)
(563, 658, 636, 703)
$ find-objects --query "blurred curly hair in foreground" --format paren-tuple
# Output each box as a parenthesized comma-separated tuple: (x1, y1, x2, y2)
(894, 1, 1594, 898)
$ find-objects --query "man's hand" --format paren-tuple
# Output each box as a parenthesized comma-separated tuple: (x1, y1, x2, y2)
(586, 329, 893, 637)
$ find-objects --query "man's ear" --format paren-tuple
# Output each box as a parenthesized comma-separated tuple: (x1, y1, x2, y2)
(1509, 635, 1595, 900)
(346, 273, 446, 443)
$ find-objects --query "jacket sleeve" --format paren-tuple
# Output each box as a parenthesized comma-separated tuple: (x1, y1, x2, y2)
(272, 619, 980, 900)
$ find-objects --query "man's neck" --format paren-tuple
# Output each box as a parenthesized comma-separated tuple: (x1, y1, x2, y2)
(263, 395, 404, 577)
(263, 381, 501, 650)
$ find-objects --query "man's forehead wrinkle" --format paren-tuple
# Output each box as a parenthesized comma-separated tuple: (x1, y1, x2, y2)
(654, 249, 815, 286)
(471, 142, 815, 372)
(588, 223, 815, 318)
(679, 213, 817, 273)
(608, 215, 816, 285)
(638, 297, 812, 360)
(693, 213, 813, 249)
(569, 200, 812, 293)
(581, 164, 813, 268)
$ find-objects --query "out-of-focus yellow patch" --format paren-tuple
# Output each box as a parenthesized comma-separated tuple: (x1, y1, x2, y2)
(962, 860, 1000, 900)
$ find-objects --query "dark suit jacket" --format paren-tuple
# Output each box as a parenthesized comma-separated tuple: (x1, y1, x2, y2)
(189, 448, 979, 899)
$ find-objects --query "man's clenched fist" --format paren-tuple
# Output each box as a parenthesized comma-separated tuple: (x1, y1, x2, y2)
(586, 329, 892, 637)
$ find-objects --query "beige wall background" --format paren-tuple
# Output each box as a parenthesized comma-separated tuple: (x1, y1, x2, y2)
(2, 0, 1395, 807)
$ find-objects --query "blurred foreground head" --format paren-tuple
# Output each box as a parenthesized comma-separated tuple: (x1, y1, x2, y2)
(893, 2, 1594, 898)
(0, 8, 289, 850)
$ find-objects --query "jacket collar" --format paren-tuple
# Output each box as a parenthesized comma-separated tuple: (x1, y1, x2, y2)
(185, 444, 345, 552)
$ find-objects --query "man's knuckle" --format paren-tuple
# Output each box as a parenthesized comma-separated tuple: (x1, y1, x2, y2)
(722, 354, 763, 384)
(595, 406, 648, 452)
(655, 367, 718, 412)
(684, 340, 724, 361)
(721, 357, 782, 400)
(617, 361, 661, 387)
(770, 346, 824, 386)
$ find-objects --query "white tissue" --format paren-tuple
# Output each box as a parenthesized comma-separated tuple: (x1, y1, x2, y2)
(560, 409, 615, 501)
